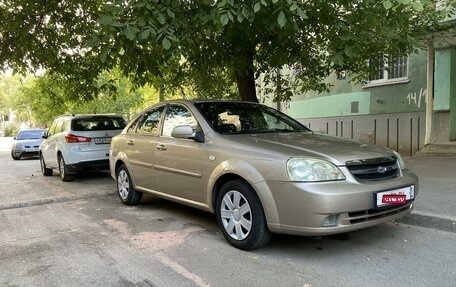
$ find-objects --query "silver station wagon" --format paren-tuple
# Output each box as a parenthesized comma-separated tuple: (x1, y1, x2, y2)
(109, 100, 418, 250)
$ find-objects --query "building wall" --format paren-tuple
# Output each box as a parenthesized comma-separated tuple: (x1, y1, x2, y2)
(299, 112, 425, 156)
(259, 48, 455, 154)
(288, 50, 428, 119)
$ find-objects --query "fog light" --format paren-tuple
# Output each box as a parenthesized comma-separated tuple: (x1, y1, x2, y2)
(322, 214, 338, 227)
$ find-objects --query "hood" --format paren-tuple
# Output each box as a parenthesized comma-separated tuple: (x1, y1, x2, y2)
(225, 132, 395, 166)
(14, 138, 43, 147)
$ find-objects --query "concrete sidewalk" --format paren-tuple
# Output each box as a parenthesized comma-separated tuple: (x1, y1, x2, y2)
(0, 136, 455, 232)
(0, 136, 13, 152)
(399, 155, 456, 232)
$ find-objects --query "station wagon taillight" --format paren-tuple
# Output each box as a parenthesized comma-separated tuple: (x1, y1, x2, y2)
(65, 133, 92, 143)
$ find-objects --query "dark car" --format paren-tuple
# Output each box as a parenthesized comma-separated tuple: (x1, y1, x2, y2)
(11, 129, 46, 160)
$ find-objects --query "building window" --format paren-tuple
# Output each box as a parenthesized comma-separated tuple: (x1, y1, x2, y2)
(366, 54, 409, 86)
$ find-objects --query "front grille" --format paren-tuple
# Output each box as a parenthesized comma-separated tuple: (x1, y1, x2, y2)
(346, 156, 400, 181)
(348, 203, 412, 224)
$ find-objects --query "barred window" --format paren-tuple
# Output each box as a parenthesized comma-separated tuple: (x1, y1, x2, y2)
(368, 55, 408, 85)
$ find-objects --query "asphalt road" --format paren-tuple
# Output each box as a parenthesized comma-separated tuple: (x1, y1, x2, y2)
(1, 147, 455, 287)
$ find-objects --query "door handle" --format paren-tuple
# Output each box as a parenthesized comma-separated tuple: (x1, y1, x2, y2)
(127, 140, 134, 146)
(156, 144, 167, 151)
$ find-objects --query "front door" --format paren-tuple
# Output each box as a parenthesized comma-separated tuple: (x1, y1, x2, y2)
(154, 104, 204, 203)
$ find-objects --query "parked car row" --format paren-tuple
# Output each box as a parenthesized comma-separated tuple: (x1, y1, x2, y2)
(12, 100, 419, 250)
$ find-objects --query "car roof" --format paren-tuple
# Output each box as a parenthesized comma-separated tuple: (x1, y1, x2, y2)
(57, 113, 124, 119)
(156, 99, 262, 105)
(18, 128, 46, 132)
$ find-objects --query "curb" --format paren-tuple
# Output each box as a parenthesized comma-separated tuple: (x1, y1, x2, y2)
(0, 191, 116, 211)
(396, 211, 456, 233)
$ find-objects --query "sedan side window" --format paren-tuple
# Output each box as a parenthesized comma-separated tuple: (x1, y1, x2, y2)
(137, 106, 165, 136)
(162, 105, 197, 137)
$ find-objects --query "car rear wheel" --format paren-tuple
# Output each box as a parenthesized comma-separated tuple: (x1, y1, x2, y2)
(40, 154, 53, 176)
(116, 164, 142, 205)
(216, 179, 271, 250)
(58, 155, 74, 182)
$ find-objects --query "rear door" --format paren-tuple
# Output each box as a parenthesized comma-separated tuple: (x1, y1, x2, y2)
(122, 106, 165, 190)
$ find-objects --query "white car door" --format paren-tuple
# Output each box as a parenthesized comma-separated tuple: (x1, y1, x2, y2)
(41, 119, 65, 168)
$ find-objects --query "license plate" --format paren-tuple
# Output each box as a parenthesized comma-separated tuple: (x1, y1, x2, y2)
(25, 148, 38, 152)
(94, 137, 111, 144)
(375, 185, 415, 208)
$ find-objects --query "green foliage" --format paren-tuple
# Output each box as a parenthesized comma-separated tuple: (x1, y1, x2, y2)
(0, 70, 160, 128)
(3, 123, 19, 137)
(1, 0, 456, 103)
(92, 0, 455, 102)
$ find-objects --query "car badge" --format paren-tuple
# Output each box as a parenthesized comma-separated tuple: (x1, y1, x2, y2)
(105, 132, 109, 137)
(377, 166, 387, 173)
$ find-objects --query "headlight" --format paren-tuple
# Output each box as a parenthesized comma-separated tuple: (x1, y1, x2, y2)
(393, 151, 406, 170)
(287, 158, 345, 182)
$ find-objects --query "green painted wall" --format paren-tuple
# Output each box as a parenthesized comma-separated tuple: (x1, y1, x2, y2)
(366, 51, 427, 114)
(449, 49, 456, 140)
(288, 92, 370, 118)
(435, 49, 452, 111)
(287, 51, 428, 119)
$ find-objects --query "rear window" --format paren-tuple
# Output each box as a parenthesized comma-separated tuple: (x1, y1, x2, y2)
(71, 117, 126, 131)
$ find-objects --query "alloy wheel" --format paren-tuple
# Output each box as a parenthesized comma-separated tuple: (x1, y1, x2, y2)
(117, 169, 130, 200)
(220, 190, 252, 241)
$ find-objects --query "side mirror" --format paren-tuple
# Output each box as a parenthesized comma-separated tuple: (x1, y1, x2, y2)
(41, 131, 48, 139)
(171, 125, 204, 143)
(171, 125, 194, 139)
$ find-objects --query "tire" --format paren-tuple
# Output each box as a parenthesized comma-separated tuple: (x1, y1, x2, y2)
(116, 164, 142, 205)
(58, 155, 74, 182)
(11, 151, 20, 160)
(216, 179, 271, 250)
(40, 154, 53, 176)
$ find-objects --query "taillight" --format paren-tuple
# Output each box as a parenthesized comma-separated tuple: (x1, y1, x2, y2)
(65, 133, 92, 143)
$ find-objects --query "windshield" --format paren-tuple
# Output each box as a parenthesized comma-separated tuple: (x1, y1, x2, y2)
(194, 102, 311, 135)
(17, 130, 44, 140)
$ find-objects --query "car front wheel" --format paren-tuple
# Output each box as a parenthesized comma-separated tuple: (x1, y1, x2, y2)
(116, 164, 142, 205)
(216, 179, 271, 250)
(11, 151, 20, 160)
(40, 154, 53, 176)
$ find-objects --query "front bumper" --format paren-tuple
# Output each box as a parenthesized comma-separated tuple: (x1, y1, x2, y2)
(11, 148, 39, 158)
(260, 169, 418, 236)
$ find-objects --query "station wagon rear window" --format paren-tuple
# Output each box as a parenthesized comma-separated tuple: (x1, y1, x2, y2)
(71, 117, 126, 131)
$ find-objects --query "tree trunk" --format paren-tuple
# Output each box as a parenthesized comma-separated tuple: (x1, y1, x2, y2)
(235, 68, 258, 103)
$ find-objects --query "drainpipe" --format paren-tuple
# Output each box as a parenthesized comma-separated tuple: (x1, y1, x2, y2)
(425, 37, 435, 146)
(276, 68, 281, 112)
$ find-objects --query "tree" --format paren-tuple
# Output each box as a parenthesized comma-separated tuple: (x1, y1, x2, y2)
(0, 0, 103, 99)
(0, 69, 160, 128)
(1, 1, 455, 102)
(0, 74, 15, 128)
(92, 0, 455, 102)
